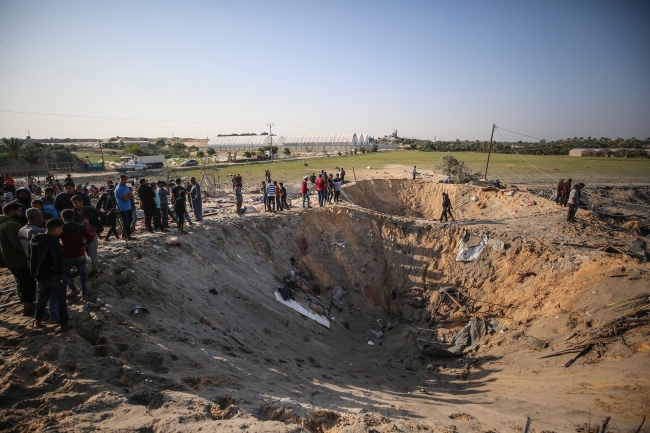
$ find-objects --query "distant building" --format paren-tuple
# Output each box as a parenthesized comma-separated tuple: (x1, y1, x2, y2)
(569, 148, 649, 157)
(281, 133, 367, 153)
(207, 135, 277, 152)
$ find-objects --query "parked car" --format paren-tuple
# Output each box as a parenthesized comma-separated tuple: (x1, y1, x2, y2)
(181, 159, 199, 167)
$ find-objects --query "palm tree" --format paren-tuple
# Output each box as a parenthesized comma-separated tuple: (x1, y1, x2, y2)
(1, 137, 25, 159)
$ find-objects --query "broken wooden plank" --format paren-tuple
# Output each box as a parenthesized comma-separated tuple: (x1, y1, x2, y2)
(274, 291, 330, 329)
(443, 290, 466, 311)
(563, 344, 593, 367)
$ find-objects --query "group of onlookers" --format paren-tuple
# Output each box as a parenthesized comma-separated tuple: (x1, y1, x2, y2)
(0, 173, 206, 332)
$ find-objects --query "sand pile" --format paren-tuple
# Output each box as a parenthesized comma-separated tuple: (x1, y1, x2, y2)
(1, 180, 649, 432)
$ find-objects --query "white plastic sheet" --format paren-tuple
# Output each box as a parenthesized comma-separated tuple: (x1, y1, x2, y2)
(456, 230, 488, 262)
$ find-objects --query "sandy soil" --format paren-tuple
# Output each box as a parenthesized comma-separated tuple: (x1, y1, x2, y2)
(1, 176, 649, 432)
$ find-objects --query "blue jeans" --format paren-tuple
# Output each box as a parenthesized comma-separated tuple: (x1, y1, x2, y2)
(35, 275, 69, 325)
(302, 193, 310, 207)
(36, 287, 59, 322)
(64, 256, 89, 296)
(317, 190, 325, 206)
(160, 203, 170, 228)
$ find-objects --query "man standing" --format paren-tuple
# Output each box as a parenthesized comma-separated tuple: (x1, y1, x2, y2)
(30, 218, 71, 332)
(235, 184, 243, 215)
(55, 181, 91, 213)
(235, 173, 243, 189)
(279, 182, 289, 210)
(0, 203, 37, 315)
(157, 181, 171, 229)
(171, 178, 192, 225)
(137, 178, 159, 232)
(333, 174, 342, 203)
(266, 180, 276, 212)
(189, 177, 203, 222)
(412, 166, 417, 181)
(273, 180, 282, 211)
(261, 181, 269, 212)
(315, 174, 326, 207)
(560, 178, 572, 207)
(40, 187, 59, 218)
(555, 178, 564, 205)
(439, 192, 455, 222)
(444, 171, 451, 184)
(114, 175, 136, 240)
(567, 183, 584, 223)
(301, 176, 311, 208)
(340, 168, 345, 184)
(60, 209, 93, 300)
(19, 208, 58, 323)
(71, 195, 105, 276)
(96, 181, 119, 241)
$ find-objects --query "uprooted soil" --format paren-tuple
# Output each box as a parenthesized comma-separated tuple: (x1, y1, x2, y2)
(1, 179, 649, 432)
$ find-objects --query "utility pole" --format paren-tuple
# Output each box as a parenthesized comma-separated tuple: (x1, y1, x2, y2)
(484, 123, 496, 181)
(267, 123, 274, 161)
(99, 140, 105, 168)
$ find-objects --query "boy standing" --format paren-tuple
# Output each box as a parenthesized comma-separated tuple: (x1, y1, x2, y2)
(60, 209, 94, 300)
(30, 218, 71, 332)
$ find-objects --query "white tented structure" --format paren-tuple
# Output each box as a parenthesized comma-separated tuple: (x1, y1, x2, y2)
(207, 135, 281, 152)
(281, 133, 366, 153)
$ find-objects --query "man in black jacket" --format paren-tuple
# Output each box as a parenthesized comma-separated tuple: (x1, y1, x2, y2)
(71, 195, 105, 276)
(96, 181, 119, 241)
(137, 178, 159, 232)
(30, 218, 70, 332)
(54, 181, 91, 212)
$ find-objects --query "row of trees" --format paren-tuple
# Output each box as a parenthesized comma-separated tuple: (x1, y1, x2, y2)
(405, 136, 650, 156)
(0, 137, 77, 166)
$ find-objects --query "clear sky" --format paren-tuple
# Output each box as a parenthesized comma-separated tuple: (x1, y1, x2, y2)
(1, 0, 648, 141)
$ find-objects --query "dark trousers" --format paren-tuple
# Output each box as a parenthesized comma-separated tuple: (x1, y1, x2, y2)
(35, 275, 68, 325)
(120, 210, 133, 238)
(334, 191, 340, 202)
(105, 212, 119, 239)
(176, 210, 185, 230)
(269, 197, 275, 211)
(276, 196, 282, 211)
(144, 208, 160, 231)
(10, 266, 36, 303)
(317, 190, 325, 206)
(281, 197, 289, 210)
(560, 192, 569, 206)
(567, 203, 576, 221)
(440, 206, 454, 222)
(160, 203, 170, 228)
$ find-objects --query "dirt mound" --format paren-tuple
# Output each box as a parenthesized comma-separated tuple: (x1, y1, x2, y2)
(1, 181, 649, 432)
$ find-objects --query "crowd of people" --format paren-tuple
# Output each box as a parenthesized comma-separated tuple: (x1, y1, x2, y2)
(0, 172, 207, 332)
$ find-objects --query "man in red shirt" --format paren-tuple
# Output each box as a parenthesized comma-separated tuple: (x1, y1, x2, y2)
(301, 176, 311, 208)
(315, 174, 326, 207)
(60, 209, 94, 300)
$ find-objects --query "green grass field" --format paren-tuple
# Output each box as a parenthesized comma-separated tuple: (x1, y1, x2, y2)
(179, 151, 650, 187)
(71, 151, 650, 190)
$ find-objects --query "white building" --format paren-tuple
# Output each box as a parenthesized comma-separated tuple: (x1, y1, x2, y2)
(281, 133, 366, 153)
(207, 135, 282, 152)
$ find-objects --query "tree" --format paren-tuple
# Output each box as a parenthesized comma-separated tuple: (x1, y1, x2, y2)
(155, 138, 166, 146)
(196, 150, 205, 157)
(125, 144, 146, 155)
(371, 144, 378, 152)
(243, 151, 252, 158)
(1, 137, 25, 159)
(283, 147, 291, 155)
(206, 148, 216, 156)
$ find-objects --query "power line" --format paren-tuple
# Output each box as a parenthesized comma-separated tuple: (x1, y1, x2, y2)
(495, 126, 545, 142)
(495, 128, 650, 209)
